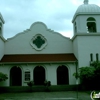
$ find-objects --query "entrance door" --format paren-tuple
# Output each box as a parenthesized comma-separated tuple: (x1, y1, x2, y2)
(10, 66, 22, 86)
(57, 65, 69, 85)
(34, 66, 45, 85)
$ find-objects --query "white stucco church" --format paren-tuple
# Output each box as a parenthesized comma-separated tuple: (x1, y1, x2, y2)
(0, 0, 100, 86)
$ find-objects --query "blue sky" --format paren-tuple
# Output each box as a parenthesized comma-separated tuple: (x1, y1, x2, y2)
(0, 0, 100, 39)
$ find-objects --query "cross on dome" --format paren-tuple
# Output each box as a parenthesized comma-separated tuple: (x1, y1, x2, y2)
(84, 0, 89, 4)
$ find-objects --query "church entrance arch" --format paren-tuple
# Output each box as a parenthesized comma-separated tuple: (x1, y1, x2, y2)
(57, 65, 69, 85)
(34, 66, 45, 85)
(10, 66, 22, 86)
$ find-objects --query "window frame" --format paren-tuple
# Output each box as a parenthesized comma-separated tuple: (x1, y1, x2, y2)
(24, 71, 30, 82)
(87, 17, 97, 33)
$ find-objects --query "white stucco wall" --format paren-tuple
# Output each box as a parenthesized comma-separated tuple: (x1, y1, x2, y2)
(46, 64, 57, 85)
(0, 37, 5, 60)
(76, 35, 100, 67)
(72, 37, 78, 59)
(5, 22, 73, 54)
(68, 64, 76, 85)
(0, 63, 76, 86)
(22, 63, 76, 86)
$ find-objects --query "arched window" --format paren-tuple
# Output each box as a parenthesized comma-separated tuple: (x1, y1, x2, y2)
(90, 53, 93, 61)
(74, 22, 77, 33)
(87, 17, 96, 33)
(96, 53, 99, 62)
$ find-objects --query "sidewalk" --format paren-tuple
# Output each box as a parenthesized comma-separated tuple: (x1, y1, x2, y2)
(0, 91, 91, 100)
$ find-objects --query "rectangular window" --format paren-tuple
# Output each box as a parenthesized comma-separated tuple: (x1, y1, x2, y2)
(90, 53, 93, 61)
(96, 53, 99, 62)
(25, 71, 30, 81)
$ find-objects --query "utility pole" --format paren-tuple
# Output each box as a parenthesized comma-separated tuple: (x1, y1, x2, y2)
(75, 61, 79, 100)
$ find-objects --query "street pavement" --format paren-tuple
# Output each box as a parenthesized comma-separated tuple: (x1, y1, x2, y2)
(0, 91, 91, 100)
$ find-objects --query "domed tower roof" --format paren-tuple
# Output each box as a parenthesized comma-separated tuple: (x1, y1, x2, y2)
(72, 0, 100, 22)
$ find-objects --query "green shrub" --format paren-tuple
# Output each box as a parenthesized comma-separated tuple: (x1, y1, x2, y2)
(0, 72, 8, 82)
(27, 81, 34, 87)
(73, 66, 95, 89)
(73, 62, 100, 90)
(79, 67, 95, 85)
(27, 81, 34, 92)
(44, 80, 51, 92)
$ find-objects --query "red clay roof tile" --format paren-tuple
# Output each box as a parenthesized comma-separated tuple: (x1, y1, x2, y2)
(0, 54, 77, 63)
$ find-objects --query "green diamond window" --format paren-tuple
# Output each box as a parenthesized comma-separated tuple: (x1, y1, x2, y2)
(33, 36, 45, 48)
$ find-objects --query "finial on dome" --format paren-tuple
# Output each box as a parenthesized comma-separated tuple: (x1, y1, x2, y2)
(84, 0, 89, 4)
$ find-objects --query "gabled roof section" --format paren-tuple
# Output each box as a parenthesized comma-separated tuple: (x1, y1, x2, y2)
(0, 54, 77, 63)
(7, 21, 70, 41)
(30, 22, 47, 30)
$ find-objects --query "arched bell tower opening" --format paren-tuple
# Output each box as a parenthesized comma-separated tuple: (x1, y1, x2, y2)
(87, 17, 97, 33)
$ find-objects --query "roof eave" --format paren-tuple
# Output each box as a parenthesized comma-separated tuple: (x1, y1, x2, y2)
(0, 61, 78, 65)
(72, 12, 100, 23)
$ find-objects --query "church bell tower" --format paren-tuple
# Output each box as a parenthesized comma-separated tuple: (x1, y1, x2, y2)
(72, 0, 100, 67)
